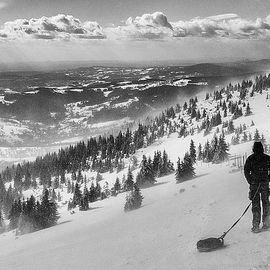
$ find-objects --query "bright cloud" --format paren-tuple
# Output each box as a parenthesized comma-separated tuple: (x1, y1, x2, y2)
(172, 13, 270, 39)
(1, 12, 270, 41)
(0, 14, 106, 40)
(107, 11, 173, 40)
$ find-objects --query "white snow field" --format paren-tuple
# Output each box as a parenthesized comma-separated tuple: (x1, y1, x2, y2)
(0, 162, 269, 270)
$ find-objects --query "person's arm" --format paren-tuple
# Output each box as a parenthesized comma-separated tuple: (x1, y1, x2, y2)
(244, 157, 252, 184)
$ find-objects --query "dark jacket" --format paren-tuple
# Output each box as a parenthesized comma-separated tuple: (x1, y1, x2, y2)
(244, 153, 270, 184)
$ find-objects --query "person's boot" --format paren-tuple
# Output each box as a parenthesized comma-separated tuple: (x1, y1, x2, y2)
(251, 224, 260, 233)
(261, 223, 270, 231)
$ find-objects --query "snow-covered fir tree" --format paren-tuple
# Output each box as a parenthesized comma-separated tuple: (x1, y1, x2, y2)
(189, 140, 196, 164)
(136, 155, 156, 186)
(72, 183, 82, 206)
(124, 167, 134, 191)
(212, 134, 229, 163)
(114, 177, 121, 194)
(124, 184, 143, 212)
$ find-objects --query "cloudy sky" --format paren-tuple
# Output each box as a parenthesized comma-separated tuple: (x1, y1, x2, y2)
(0, 0, 270, 65)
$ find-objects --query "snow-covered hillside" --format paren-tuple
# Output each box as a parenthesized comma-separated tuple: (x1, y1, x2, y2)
(1, 74, 270, 269)
(0, 162, 269, 270)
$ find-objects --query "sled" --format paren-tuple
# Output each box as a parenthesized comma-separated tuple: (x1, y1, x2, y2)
(196, 184, 261, 252)
(197, 237, 224, 252)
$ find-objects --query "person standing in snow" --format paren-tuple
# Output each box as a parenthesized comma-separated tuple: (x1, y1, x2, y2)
(244, 141, 270, 233)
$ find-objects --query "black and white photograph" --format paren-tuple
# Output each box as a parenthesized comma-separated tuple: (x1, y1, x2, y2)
(0, 0, 270, 269)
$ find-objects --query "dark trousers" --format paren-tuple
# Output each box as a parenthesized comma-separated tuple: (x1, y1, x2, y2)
(250, 183, 270, 226)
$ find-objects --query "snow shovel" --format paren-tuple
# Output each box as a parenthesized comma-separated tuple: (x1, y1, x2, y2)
(196, 183, 261, 252)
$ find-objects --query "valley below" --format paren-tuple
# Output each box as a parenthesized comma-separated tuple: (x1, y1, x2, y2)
(0, 60, 269, 167)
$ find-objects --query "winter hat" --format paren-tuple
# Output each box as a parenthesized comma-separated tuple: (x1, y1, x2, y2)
(253, 141, 264, 154)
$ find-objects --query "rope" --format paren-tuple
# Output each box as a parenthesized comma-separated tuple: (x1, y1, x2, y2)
(219, 183, 261, 240)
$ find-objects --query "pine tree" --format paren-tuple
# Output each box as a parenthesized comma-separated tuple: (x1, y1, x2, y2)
(17, 196, 36, 234)
(39, 189, 59, 228)
(8, 200, 22, 230)
(14, 165, 23, 191)
(261, 133, 266, 146)
(196, 110, 201, 120)
(203, 140, 211, 162)
(124, 167, 134, 191)
(103, 181, 110, 197)
(71, 182, 75, 193)
(72, 183, 82, 206)
(3, 185, 14, 218)
(79, 186, 89, 211)
(224, 108, 227, 118)
(202, 109, 206, 118)
(89, 182, 96, 202)
(152, 151, 162, 177)
(245, 103, 252, 116)
(31, 178, 37, 189)
(24, 169, 31, 190)
(189, 140, 196, 164)
(67, 200, 74, 211)
(136, 155, 156, 186)
(60, 171, 66, 184)
(175, 158, 184, 183)
(57, 191, 61, 202)
(67, 180, 72, 193)
(227, 120, 235, 134)
(197, 143, 203, 161)
(0, 208, 4, 230)
(77, 170, 83, 183)
(254, 129, 260, 141)
(95, 183, 101, 199)
(182, 153, 196, 180)
(51, 189, 57, 202)
(71, 171, 76, 182)
(124, 184, 143, 212)
(114, 177, 121, 194)
(215, 111, 222, 126)
(212, 134, 229, 163)
(0, 176, 6, 202)
(53, 177, 59, 189)
(132, 184, 143, 209)
(160, 150, 174, 176)
(191, 108, 197, 118)
(242, 132, 248, 142)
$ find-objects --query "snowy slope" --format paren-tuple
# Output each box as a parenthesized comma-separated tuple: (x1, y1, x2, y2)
(1, 78, 270, 269)
(0, 163, 269, 270)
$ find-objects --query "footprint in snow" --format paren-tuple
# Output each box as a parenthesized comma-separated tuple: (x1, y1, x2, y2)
(249, 262, 269, 270)
(179, 188, 186, 194)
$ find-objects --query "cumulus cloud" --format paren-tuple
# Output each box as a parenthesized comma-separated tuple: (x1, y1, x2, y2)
(107, 12, 173, 40)
(106, 12, 270, 41)
(0, 14, 106, 40)
(1, 12, 270, 42)
(172, 14, 270, 39)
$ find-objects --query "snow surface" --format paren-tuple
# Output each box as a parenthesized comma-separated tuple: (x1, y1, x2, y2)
(112, 97, 139, 108)
(0, 163, 268, 270)
(90, 117, 132, 129)
(24, 90, 40, 94)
